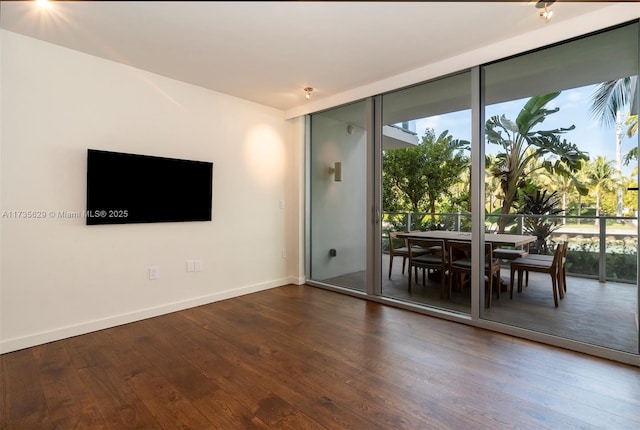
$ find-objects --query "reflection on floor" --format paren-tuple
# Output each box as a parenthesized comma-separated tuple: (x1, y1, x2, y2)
(319, 254, 639, 354)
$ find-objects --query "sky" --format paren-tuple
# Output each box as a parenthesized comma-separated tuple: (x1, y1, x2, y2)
(413, 83, 637, 178)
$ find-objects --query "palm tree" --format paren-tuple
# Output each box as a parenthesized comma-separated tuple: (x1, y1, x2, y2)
(486, 92, 589, 233)
(590, 78, 638, 168)
(589, 77, 637, 129)
(485, 155, 502, 213)
(572, 166, 592, 225)
(584, 156, 619, 225)
(625, 114, 638, 138)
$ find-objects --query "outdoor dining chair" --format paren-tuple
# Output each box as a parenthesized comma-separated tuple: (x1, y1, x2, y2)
(387, 231, 430, 279)
(447, 241, 501, 307)
(509, 243, 565, 307)
(522, 241, 568, 294)
(407, 238, 447, 296)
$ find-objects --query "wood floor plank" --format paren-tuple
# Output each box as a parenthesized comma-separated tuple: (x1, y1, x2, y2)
(64, 329, 163, 428)
(1, 284, 639, 430)
(31, 342, 106, 429)
(140, 310, 324, 430)
(178, 307, 381, 430)
(205, 297, 473, 429)
(1, 348, 50, 429)
(132, 317, 279, 429)
(95, 327, 214, 429)
(77, 364, 163, 429)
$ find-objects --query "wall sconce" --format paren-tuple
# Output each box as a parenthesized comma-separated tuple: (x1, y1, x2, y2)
(536, 0, 555, 23)
(328, 162, 342, 182)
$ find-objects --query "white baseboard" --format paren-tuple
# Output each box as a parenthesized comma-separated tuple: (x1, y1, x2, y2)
(288, 275, 306, 285)
(0, 278, 289, 354)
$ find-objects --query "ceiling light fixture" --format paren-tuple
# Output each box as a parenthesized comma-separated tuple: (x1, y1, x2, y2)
(536, 0, 555, 23)
(304, 87, 314, 100)
(36, 0, 50, 8)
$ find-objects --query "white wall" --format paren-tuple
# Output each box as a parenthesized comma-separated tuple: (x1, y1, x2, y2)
(0, 30, 301, 353)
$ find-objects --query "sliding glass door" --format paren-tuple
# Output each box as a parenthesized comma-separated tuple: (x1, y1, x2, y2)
(380, 73, 472, 313)
(308, 101, 370, 292)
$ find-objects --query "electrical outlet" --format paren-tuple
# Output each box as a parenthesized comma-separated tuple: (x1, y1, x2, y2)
(149, 266, 159, 280)
(186, 260, 195, 272)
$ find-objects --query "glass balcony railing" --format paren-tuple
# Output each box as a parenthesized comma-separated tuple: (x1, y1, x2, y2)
(383, 212, 638, 284)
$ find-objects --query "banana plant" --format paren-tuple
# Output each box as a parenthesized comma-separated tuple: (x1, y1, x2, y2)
(486, 92, 589, 233)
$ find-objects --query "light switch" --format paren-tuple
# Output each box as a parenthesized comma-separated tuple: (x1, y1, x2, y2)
(194, 260, 203, 272)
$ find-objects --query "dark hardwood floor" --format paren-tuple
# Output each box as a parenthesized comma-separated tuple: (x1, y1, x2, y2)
(1, 284, 639, 429)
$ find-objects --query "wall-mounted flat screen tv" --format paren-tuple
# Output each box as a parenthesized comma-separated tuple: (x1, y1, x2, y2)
(86, 149, 213, 225)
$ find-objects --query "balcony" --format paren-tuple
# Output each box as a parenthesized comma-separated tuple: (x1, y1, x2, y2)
(381, 212, 639, 355)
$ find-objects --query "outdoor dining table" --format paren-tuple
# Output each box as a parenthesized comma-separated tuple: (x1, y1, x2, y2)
(396, 230, 537, 291)
(396, 230, 536, 250)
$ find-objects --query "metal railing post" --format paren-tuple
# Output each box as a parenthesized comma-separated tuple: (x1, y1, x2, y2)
(599, 218, 606, 282)
(405, 212, 411, 232)
(517, 215, 523, 235)
(455, 213, 461, 232)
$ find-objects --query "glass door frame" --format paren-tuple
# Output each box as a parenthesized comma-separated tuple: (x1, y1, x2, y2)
(370, 95, 382, 297)
(470, 66, 484, 322)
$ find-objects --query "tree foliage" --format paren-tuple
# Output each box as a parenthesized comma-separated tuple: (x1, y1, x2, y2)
(588, 77, 637, 128)
(584, 156, 619, 219)
(517, 190, 563, 254)
(383, 129, 469, 217)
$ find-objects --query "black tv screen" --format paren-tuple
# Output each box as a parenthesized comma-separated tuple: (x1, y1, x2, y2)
(86, 149, 213, 225)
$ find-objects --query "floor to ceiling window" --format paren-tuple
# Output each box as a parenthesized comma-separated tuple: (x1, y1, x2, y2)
(481, 22, 639, 355)
(307, 20, 639, 362)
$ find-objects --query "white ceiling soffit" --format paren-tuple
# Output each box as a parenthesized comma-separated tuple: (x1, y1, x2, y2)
(382, 126, 419, 150)
(288, 2, 640, 119)
(1, 1, 638, 117)
(381, 23, 638, 126)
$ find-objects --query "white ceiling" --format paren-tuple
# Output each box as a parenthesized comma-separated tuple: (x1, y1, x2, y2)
(1, 1, 638, 115)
